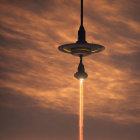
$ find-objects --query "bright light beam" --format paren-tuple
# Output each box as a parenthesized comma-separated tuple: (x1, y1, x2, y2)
(79, 79, 84, 140)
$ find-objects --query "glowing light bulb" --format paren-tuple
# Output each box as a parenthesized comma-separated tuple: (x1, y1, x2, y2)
(80, 78, 84, 82)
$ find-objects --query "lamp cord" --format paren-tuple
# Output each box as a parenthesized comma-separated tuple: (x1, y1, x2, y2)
(81, 0, 83, 26)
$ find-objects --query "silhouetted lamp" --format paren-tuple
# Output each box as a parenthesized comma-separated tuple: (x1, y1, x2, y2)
(58, 0, 105, 80)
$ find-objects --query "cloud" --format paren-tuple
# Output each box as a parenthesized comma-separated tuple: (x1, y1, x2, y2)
(0, 96, 140, 140)
(0, 0, 140, 139)
(1, 105, 140, 140)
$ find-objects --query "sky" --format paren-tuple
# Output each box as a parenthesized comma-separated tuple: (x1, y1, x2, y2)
(0, 0, 140, 140)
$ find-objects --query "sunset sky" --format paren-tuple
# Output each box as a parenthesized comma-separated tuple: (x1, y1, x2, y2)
(0, 0, 140, 140)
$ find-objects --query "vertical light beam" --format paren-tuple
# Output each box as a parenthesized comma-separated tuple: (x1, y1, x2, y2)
(79, 79, 84, 140)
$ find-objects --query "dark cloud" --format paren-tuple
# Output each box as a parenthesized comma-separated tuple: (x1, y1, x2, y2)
(0, 104, 140, 140)
(84, 117, 140, 140)
(0, 87, 38, 107)
(0, 108, 77, 140)
(0, 89, 140, 140)
(0, 0, 56, 15)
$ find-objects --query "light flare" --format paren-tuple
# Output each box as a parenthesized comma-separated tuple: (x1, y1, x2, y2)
(79, 79, 84, 140)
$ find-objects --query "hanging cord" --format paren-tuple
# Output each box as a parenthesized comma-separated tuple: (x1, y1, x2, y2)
(81, 0, 83, 26)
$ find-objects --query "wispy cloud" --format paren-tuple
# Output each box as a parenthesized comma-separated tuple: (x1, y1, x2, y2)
(0, 0, 140, 139)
